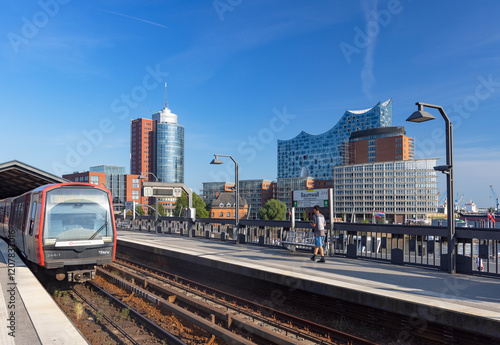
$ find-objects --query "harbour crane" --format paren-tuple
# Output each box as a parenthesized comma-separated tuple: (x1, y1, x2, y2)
(454, 193, 464, 212)
(490, 185, 499, 212)
(438, 192, 447, 206)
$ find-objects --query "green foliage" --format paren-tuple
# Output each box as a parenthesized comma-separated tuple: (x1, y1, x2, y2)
(120, 308, 130, 321)
(95, 311, 103, 324)
(302, 210, 309, 221)
(174, 192, 209, 218)
(153, 201, 166, 217)
(258, 199, 287, 220)
(135, 206, 145, 216)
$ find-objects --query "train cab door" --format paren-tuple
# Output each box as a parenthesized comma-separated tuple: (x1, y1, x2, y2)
(26, 193, 40, 263)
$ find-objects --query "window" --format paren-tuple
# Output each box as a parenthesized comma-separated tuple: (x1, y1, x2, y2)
(132, 179, 139, 188)
(227, 212, 231, 217)
(219, 212, 223, 217)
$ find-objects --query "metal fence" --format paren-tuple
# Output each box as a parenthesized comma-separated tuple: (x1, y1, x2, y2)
(115, 215, 500, 278)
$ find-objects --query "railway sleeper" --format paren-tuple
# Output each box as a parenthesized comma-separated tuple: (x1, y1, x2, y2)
(97, 268, 256, 345)
(98, 267, 314, 345)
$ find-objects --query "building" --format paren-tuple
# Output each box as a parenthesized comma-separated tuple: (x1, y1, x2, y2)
(238, 180, 275, 219)
(130, 103, 184, 184)
(90, 165, 126, 174)
(202, 180, 277, 219)
(202, 182, 235, 205)
(152, 106, 184, 183)
(346, 126, 414, 164)
(277, 176, 315, 212)
(130, 118, 154, 179)
(333, 159, 439, 224)
(130, 96, 184, 212)
(209, 192, 248, 220)
(204, 177, 315, 220)
(278, 99, 393, 180)
(90, 165, 126, 209)
(62, 168, 145, 212)
(63, 171, 106, 187)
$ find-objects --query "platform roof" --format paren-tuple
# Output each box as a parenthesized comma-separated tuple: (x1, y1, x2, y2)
(0, 160, 67, 200)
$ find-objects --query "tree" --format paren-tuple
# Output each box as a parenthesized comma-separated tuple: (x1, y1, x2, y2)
(153, 202, 166, 217)
(174, 192, 209, 218)
(135, 206, 145, 216)
(258, 199, 287, 220)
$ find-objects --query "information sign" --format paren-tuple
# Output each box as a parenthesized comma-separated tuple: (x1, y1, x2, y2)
(292, 189, 329, 208)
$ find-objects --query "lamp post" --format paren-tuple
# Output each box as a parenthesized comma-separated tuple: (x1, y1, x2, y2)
(210, 154, 239, 242)
(406, 102, 455, 274)
(139, 172, 160, 221)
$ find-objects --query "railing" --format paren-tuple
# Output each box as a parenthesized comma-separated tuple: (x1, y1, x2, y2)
(115, 216, 500, 277)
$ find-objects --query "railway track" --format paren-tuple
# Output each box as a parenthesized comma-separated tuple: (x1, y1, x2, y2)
(97, 256, 377, 345)
(114, 245, 500, 345)
(65, 282, 182, 344)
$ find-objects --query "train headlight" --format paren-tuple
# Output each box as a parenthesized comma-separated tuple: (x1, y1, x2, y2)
(44, 238, 56, 245)
(102, 236, 112, 242)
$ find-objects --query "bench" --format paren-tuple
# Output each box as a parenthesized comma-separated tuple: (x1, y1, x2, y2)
(282, 230, 316, 251)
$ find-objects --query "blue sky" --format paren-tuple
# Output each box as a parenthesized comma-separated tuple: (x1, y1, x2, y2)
(1, 0, 500, 208)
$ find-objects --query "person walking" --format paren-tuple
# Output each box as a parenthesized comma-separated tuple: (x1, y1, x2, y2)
(310, 205, 327, 262)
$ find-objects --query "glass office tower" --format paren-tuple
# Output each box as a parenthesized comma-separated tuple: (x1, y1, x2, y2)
(153, 106, 184, 183)
(277, 99, 393, 180)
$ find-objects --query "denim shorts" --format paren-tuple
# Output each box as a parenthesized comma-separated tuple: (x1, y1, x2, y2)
(314, 236, 324, 247)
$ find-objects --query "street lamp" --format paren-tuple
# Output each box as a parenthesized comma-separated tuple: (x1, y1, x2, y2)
(210, 154, 240, 242)
(406, 102, 455, 274)
(139, 172, 160, 221)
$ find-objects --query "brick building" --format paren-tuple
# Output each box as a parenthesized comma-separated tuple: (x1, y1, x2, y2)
(209, 192, 248, 220)
(346, 126, 414, 165)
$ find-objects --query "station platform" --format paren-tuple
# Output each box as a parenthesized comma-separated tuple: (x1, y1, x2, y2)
(0, 239, 89, 345)
(117, 229, 500, 340)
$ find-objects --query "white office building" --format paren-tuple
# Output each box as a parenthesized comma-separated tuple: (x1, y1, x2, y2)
(333, 159, 438, 224)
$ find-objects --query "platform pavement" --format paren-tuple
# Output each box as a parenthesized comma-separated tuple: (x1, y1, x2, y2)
(0, 239, 89, 345)
(117, 229, 500, 340)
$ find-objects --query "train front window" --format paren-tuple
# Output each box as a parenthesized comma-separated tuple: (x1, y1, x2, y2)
(43, 188, 113, 245)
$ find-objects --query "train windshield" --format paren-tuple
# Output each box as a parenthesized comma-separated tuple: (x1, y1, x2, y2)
(43, 188, 113, 246)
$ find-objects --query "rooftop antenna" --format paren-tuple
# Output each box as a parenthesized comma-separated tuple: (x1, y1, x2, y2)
(164, 82, 168, 109)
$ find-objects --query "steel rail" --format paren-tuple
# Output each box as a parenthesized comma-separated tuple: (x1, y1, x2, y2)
(105, 263, 320, 345)
(71, 286, 141, 345)
(96, 267, 258, 345)
(86, 281, 187, 345)
(114, 255, 377, 345)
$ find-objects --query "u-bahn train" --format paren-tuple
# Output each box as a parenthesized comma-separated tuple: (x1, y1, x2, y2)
(0, 182, 116, 282)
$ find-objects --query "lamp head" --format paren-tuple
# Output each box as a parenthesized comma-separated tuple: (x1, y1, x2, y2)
(434, 165, 451, 173)
(210, 156, 224, 165)
(406, 103, 437, 123)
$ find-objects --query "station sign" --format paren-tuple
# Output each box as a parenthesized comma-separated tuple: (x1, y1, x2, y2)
(292, 189, 329, 208)
(143, 187, 182, 198)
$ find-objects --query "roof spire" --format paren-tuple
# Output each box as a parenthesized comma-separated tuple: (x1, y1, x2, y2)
(164, 82, 168, 109)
